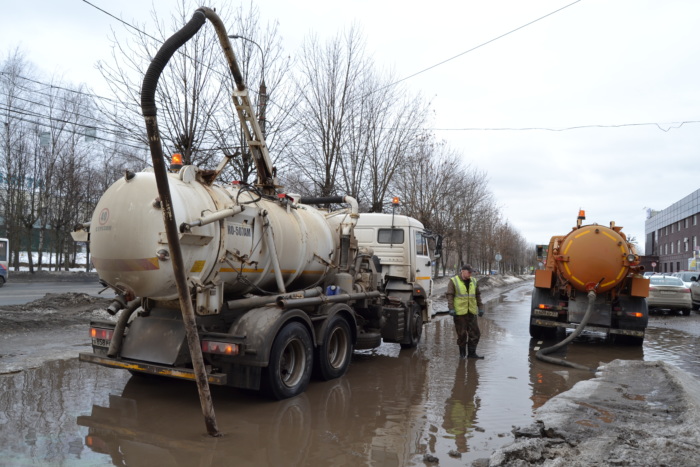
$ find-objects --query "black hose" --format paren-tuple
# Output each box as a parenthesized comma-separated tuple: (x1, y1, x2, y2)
(535, 290, 597, 371)
(107, 299, 141, 358)
(141, 9, 206, 117)
(299, 196, 346, 205)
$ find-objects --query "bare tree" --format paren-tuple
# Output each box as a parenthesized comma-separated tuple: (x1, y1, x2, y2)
(0, 49, 36, 270)
(96, 0, 293, 182)
(290, 26, 370, 197)
(96, 0, 229, 168)
(393, 136, 463, 227)
(289, 24, 430, 205)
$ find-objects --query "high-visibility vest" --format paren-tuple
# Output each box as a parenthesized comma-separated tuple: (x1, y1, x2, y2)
(451, 275, 478, 315)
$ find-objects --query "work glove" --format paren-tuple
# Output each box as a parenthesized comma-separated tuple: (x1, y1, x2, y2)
(448, 309, 456, 316)
(478, 309, 484, 317)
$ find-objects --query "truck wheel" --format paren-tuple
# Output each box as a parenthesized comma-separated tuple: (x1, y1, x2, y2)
(529, 323, 558, 339)
(355, 331, 382, 350)
(616, 334, 644, 346)
(401, 304, 423, 349)
(263, 321, 313, 400)
(314, 314, 352, 381)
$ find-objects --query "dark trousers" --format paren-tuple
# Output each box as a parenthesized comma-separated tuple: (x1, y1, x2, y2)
(454, 313, 480, 348)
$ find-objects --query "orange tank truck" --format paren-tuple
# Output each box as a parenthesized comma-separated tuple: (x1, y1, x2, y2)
(530, 210, 649, 345)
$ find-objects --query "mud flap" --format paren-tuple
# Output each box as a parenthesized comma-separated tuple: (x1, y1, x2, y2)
(120, 316, 189, 366)
(380, 305, 406, 343)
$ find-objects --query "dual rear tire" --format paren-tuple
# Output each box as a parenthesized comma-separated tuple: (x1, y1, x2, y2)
(264, 314, 354, 400)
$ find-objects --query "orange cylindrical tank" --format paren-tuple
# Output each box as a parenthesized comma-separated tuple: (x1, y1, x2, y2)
(556, 224, 633, 293)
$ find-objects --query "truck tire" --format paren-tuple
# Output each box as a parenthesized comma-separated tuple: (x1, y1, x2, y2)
(400, 304, 423, 349)
(314, 314, 353, 381)
(355, 331, 382, 350)
(263, 321, 313, 400)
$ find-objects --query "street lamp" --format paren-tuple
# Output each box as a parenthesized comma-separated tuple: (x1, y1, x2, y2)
(228, 34, 267, 138)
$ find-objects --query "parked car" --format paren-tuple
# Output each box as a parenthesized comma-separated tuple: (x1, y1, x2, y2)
(643, 271, 657, 278)
(691, 277, 700, 311)
(672, 271, 698, 288)
(648, 275, 692, 316)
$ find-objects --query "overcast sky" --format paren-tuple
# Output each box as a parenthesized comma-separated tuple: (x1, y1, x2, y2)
(3, 0, 700, 253)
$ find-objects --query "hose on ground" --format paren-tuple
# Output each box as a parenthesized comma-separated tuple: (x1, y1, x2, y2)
(535, 290, 597, 372)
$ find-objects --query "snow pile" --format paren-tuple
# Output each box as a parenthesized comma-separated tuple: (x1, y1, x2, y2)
(488, 359, 700, 466)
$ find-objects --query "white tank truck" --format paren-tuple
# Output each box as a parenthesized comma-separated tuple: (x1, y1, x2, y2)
(73, 7, 441, 401)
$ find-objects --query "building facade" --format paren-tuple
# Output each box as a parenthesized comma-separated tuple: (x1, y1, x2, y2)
(645, 188, 700, 273)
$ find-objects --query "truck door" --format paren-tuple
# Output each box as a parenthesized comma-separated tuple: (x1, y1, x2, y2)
(413, 230, 433, 296)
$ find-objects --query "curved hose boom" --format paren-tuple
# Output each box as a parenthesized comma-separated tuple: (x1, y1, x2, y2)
(200, 7, 277, 191)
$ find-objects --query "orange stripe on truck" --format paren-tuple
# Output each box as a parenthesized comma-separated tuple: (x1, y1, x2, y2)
(92, 257, 160, 271)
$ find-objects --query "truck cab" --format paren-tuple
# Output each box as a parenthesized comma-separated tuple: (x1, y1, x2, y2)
(354, 213, 437, 320)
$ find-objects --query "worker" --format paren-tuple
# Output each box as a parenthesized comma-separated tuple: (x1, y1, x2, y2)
(446, 264, 484, 359)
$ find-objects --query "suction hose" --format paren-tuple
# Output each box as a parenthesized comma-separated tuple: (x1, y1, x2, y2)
(535, 290, 597, 372)
(107, 298, 141, 358)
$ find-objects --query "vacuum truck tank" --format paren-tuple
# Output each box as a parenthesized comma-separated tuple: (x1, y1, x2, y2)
(530, 210, 649, 345)
(89, 169, 342, 303)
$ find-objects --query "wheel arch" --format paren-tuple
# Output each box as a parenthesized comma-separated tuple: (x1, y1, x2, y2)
(228, 306, 316, 367)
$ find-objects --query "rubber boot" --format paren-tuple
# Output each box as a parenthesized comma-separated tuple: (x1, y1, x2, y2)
(459, 346, 466, 358)
(467, 346, 484, 359)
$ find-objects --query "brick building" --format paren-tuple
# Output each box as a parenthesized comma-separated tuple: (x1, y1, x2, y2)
(644, 188, 700, 273)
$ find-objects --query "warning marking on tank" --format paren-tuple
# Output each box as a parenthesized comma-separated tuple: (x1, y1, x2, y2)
(563, 229, 590, 255)
(92, 257, 159, 271)
(190, 260, 206, 273)
(563, 262, 584, 285)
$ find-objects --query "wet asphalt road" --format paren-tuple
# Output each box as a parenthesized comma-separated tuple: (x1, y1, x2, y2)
(2, 280, 700, 466)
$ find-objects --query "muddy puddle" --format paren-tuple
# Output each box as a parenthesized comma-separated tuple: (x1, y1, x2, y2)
(2, 283, 699, 466)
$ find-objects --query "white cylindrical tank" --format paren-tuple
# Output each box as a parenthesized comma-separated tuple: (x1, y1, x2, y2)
(90, 169, 339, 300)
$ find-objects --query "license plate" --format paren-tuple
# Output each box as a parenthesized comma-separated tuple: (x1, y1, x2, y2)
(92, 338, 111, 347)
(659, 291, 676, 295)
(534, 309, 558, 318)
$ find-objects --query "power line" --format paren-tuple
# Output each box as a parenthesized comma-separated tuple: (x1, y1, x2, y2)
(431, 120, 700, 133)
(0, 105, 148, 152)
(376, 0, 583, 91)
(0, 71, 119, 105)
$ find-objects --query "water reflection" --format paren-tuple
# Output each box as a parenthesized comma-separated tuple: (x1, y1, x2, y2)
(74, 347, 431, 467)
(0, 359, 129, 466)
(442, 359, 479, 454)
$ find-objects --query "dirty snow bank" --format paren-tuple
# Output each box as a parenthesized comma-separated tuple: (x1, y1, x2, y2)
(487, 359, 700, 466)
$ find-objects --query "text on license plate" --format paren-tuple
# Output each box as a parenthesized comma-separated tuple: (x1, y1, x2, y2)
(659, 291, 677, 295)
(92, 338, 111, 347)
